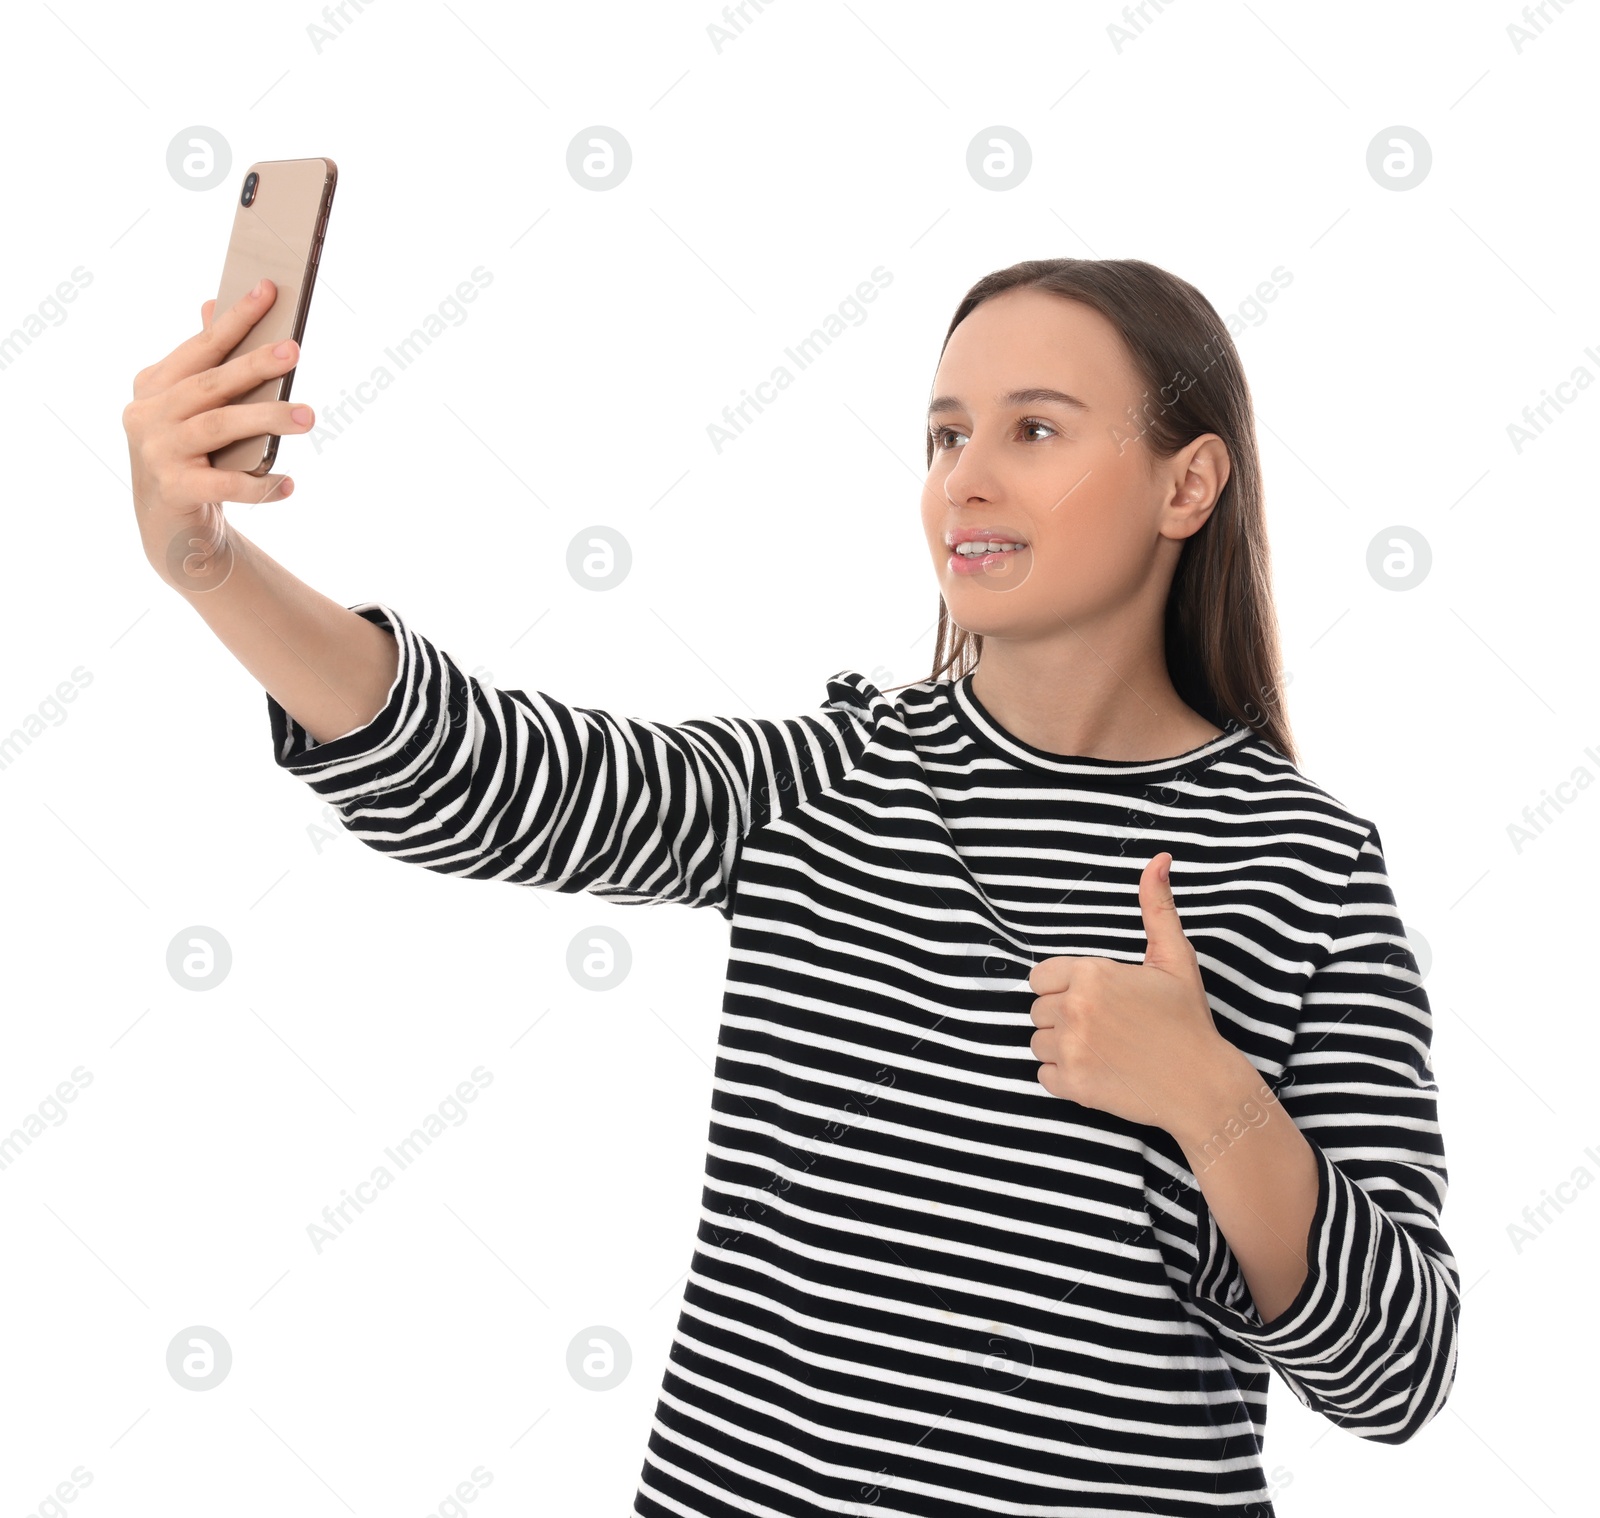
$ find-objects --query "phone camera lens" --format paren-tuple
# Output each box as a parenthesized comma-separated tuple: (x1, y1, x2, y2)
(241, 172, 258, 207)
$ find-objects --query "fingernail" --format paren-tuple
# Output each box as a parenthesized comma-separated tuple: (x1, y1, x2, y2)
(251, 278, 265, 297)
(291, 406, 312, 424)
(274, 339, 296, 359)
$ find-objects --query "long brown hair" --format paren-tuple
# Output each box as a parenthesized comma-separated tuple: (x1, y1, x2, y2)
(903, 257, 1296, 765)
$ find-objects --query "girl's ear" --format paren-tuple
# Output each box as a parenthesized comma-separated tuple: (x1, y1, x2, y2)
(1163, 435, 1230, 534)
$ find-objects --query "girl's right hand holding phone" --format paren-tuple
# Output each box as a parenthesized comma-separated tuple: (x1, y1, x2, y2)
(122, 277, 316, 593)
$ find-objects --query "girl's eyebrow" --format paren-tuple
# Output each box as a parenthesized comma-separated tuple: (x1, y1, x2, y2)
(926, 386, 1091, 418)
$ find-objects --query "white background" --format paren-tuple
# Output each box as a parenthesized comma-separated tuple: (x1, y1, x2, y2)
(1, 1, 1593, 1514)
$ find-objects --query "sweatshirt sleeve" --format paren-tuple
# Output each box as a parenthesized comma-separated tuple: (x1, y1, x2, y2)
(266, 602, 870, 917)
(1181, 825, 1460, 1443)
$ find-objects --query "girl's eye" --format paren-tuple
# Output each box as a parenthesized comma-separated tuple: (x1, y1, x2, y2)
(929, 417, 1057, 451)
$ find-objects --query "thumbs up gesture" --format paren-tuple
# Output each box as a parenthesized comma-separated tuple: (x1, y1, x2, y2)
(1027, 852, 1241, 1141)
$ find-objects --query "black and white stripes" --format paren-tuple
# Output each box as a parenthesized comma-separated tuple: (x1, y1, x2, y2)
(269, 602, 1459, 1517)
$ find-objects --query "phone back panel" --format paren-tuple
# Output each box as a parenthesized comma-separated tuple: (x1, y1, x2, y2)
(209, 157, 336, 476)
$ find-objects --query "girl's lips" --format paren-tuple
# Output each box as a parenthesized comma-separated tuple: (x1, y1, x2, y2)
(946, 526, 1028, 549)
(948, 543, 1031, 575)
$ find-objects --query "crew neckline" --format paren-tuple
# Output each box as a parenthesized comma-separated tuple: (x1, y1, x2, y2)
(948, 670, 1256, 780)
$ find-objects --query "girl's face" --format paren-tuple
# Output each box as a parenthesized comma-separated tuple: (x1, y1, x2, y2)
(921, 287, 1224, 640)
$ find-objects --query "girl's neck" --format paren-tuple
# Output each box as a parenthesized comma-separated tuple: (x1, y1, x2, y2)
(967, 661, 1222, 764)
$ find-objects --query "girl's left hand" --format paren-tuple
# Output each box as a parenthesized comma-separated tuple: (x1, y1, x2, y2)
(1027, 852, 1241, 1141)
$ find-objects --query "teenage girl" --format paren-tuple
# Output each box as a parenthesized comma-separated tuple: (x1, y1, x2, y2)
(123, 256, 1458, 1517)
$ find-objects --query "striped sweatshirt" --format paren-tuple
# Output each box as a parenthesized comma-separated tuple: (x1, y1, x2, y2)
(267, 603, 1460, 1518)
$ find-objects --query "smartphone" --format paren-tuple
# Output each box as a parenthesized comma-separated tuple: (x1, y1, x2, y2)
(208, 156, 337, 477)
